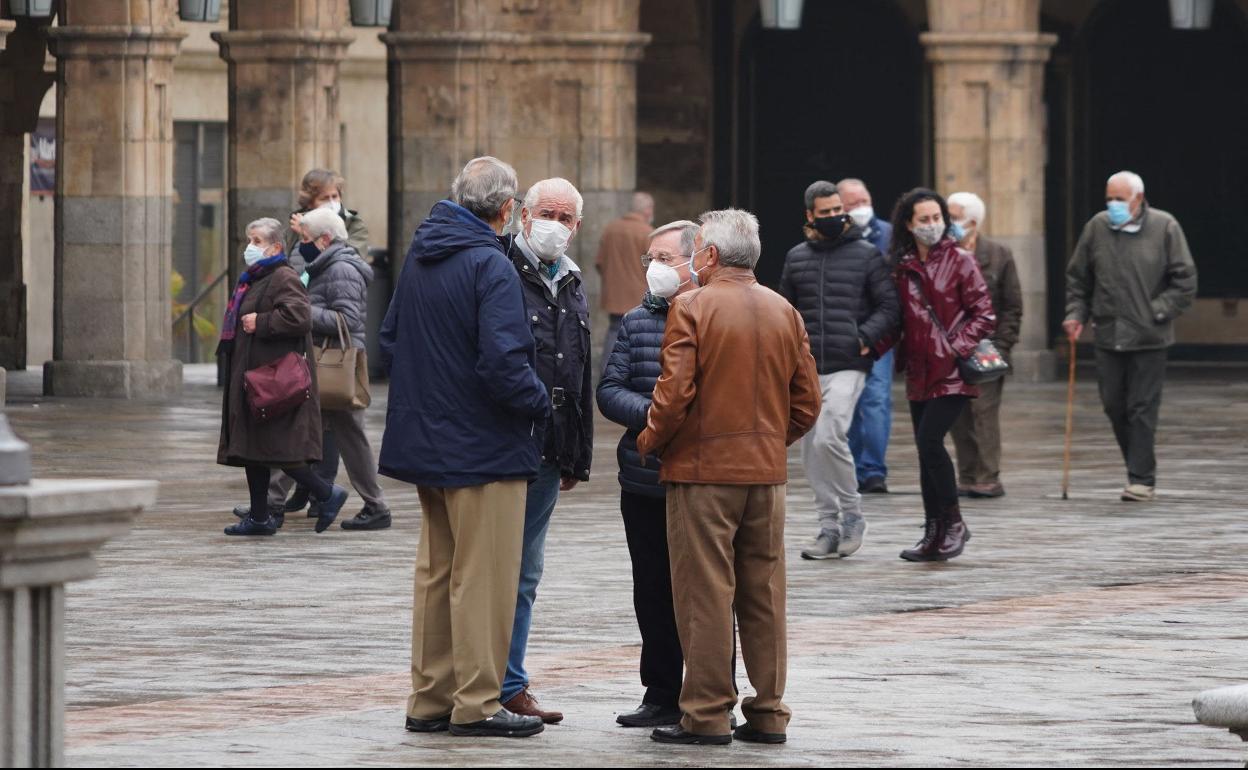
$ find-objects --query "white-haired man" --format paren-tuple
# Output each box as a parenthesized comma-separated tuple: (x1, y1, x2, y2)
(1064, 171, 1197, 501)
(497, 177, 594, 724)
(946, 191, 1022, 499)
(638, 209, 820, 747)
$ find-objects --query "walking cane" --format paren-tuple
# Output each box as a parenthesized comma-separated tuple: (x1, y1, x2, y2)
(1061, 335, 1077, 500)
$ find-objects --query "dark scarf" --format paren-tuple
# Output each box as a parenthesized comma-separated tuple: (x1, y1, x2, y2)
(220, 253, 287, 345)
(641, 291, 670, 314)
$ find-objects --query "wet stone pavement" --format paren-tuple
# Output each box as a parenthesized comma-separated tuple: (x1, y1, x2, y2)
(5, 364, 1248, 767)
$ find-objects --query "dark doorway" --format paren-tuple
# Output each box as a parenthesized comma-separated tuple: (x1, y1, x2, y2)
(1046, 0, 1248, 352)
(730, 1, 924, 288)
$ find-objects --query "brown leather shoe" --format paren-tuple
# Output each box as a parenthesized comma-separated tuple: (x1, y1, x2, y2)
(934, 505, 971, 561)
(966, 482, 1005, 498)
(503, 687, 564, 724)
(899, 516, 941, 562)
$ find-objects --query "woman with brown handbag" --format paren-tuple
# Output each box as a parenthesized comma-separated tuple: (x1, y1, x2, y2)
(216, 217, 348, 536)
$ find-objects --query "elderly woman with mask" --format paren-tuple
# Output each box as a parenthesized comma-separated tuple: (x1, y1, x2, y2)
(232, 208, 390, 531)
(216, 217, 348, 536)
(287, 168, 370, 273)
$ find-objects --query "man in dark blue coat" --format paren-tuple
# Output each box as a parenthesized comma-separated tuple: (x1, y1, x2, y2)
(495, 177, 594, 725)
(378, 157, 549, 740)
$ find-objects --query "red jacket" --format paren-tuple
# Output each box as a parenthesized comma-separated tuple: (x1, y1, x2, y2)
(878, 238, 996, 401)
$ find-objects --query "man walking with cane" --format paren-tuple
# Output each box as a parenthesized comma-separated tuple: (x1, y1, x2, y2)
(1063, 170, 1197, 502)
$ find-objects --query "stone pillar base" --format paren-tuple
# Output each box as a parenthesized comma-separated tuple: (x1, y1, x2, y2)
(42, 360, 183, 399)
(1009, 349, 1058, 383)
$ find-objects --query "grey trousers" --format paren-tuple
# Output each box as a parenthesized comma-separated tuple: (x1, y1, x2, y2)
(269, 408, 386, 509)
(800, 370, 868, 534)
(950, 377, 1005, 486)
(1094, 347, 1167, 487)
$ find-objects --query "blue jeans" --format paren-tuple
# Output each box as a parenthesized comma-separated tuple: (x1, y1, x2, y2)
(501, 461, 562, 702)
(849, 349, 894, 483)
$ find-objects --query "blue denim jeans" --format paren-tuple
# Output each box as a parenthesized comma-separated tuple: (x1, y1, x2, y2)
(501, 461, 562, 702)
(849, 349, 894, 483)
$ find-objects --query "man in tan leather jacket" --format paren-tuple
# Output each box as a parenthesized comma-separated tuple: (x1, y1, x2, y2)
(637, 208, 821, 747)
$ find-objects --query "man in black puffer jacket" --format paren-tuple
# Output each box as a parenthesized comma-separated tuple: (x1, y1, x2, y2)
(780, 180, 898, 561)
(597, 219, 699, 730)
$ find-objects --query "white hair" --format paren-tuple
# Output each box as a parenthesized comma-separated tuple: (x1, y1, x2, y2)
(947, 191, 986, 227)
(451, 156, 518, 221)
(648, 219, 699, 256)
(246, 217, 283, 246)
(1108, 170, 1145, 197)
(301, 207, 349, 243)
(524, 177, 584, 220)
(699, 208, 761, 269)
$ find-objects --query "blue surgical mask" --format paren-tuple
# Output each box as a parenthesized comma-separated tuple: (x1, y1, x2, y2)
(689, 245, 712, 287)
(1107, 200, 1132, 227)
(949, 221, 967, 242)
(243, 244, 267, 266)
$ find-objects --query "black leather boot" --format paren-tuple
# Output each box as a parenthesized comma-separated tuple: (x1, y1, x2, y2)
(934, 504, 970, 561)
(899, 512, 941, 562)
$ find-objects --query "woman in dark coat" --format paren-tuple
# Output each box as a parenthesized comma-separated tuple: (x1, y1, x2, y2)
(879, 189, 995, 562)
(217, 217, 347, 536)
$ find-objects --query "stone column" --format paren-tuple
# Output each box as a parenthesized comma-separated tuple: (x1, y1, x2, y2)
(0, 416, 156, 767)
(382, 1, 650, 337)
(212, 2, 352, 279)
(0, 19, 55, 372)
(43, 2, 186, 398)
(923, 3, 1057, 381)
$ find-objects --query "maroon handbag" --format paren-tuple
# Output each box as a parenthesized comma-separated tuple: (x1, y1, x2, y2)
(244, 350, 312, 422)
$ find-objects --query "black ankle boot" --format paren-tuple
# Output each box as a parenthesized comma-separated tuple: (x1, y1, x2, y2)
(900, 513, 941, 562)
(935, 504, 970, 560)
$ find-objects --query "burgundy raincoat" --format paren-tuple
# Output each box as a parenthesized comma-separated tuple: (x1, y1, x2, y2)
(877, 238, 996, 402)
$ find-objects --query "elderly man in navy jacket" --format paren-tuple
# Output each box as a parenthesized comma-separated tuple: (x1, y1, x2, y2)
(379, 157, 549, 739)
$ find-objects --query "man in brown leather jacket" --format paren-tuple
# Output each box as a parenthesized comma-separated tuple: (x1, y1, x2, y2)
(637, 208, 821, 747)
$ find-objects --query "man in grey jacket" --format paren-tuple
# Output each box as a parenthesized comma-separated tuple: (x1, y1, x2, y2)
(1063, 171, 1197, 502)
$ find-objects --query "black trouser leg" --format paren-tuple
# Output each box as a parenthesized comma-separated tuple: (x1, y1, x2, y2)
(284, 465, 334, 502)
(1098, 348, 1166, 486)
(245, 465, 273, 520)
(909, 397, 970, 519)
(316, 428, 340, 486)
(621, 490, 683, 709)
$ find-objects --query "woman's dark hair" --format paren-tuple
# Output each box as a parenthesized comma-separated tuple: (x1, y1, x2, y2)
(888, 187, 950, 264)
(297, 168, 345, 211)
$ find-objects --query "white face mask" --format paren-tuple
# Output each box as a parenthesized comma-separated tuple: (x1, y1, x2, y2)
(527, 218, 573, 262)
(646, 259, 690, 299)
(243, 244, 267, 266)
(848, 206, 874, 228)
(320, 200, 343, 215)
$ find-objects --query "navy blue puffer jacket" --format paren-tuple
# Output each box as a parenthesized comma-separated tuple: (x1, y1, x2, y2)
(596, 295, 668, 498)
(377, 201, 550, 487)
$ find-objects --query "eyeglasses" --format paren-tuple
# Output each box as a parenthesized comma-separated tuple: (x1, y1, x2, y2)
(641, 252, 691, 269)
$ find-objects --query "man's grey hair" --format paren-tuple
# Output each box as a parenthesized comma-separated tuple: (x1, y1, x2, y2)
(451, 156, 518, 221)
(631, 191, 655, 214)
(699, 208, 761, 269)
(246, 217, 283, 247)
(301, 207, 349, 243)
(648, 219, 699, 257)
(524, 177, 584, 220)
(804, 180, 838, 211)
(947, 191, 986, 227)
(1108, 170, 1145, 197)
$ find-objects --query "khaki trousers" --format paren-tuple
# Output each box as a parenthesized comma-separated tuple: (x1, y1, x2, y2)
(409, 480, 526, 725)
(950, 377, 1005, 486)
(667, 483, 791, 736)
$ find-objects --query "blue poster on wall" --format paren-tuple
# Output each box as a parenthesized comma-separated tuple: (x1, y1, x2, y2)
(29, 118, 55, 197)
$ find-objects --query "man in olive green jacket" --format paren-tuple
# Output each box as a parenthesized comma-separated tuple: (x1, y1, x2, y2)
(1063, 171, 1197, 502)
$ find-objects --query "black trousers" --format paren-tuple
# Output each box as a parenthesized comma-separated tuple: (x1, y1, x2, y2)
(621, 490, 684, 709)
(245, 464, 332, 520)
(1094, 348, 1166, 486)
(909, 396, 971, 520)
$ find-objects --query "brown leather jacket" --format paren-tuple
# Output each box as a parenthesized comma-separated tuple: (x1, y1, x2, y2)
(636, 267, 821, 485)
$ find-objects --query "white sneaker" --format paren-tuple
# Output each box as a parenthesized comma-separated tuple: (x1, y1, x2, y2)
(800, 530, 840, 560)
(1121, 484, 1156, 502)
(839, 516, 868, 557)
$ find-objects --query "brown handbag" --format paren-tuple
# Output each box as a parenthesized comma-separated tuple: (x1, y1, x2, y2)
(314, 311, 371, 411)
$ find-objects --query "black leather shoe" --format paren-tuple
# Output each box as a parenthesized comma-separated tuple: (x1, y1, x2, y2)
(284, 485, 311, 513)
(650, 725, 731, 745)
(314, 486, 348, 533)
(224, 515, 277, 536)
(734, 722, 786, 744)
(233, 505, 284, 528)
(405, 714, 451, 733)
(617, 702, 681, 728)
(448, 708, 543, 738)
(341, 506, 392, 531)
(859, 476, 889, 494)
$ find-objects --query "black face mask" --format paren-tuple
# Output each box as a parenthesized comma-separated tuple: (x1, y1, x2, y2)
(811, 214, 848, 239)
(299, 240, 322, 261)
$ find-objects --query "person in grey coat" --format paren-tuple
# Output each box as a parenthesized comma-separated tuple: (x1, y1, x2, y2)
(233, 207, 391, 530)
(1063, 170, 1198, 503)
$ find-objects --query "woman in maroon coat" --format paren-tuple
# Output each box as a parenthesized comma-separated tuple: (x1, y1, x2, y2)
(879, 189, 995, 562)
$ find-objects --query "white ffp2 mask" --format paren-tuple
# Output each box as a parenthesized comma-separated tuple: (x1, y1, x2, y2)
(527, 218, 573, 262)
